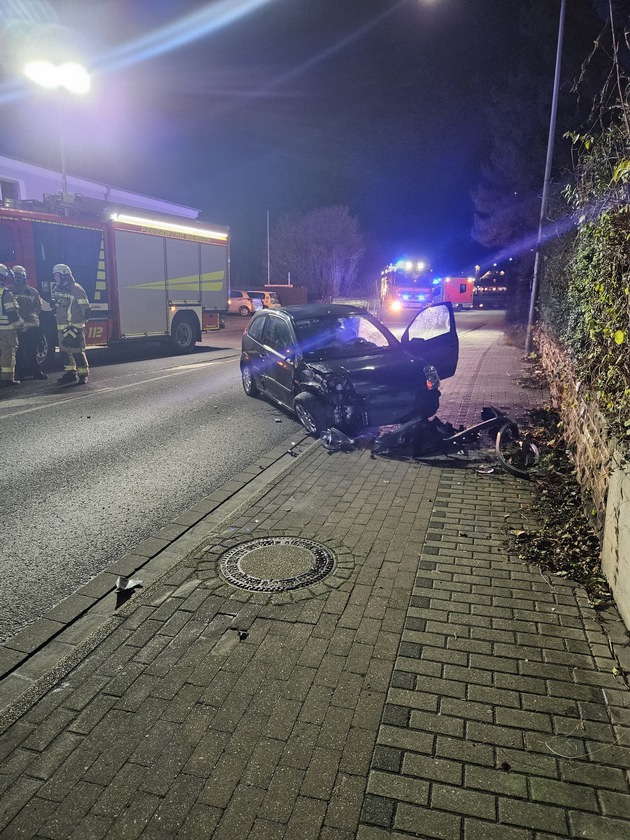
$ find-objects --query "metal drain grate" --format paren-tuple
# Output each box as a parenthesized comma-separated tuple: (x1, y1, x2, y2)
(219, 536, 335, 592)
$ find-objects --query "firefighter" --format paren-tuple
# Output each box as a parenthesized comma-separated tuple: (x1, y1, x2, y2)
(51, 264, 91, 384)
(0, 264, 24, 386)
(12, 266, 48, 381)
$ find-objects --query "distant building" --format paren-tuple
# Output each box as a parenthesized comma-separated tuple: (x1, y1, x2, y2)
(0, 154, 199, 219)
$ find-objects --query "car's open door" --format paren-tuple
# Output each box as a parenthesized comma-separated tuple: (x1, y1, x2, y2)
(400, 302, 459, 379)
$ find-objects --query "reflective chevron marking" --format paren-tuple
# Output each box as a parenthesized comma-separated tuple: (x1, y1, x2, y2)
(94, 235, 107, 302)
(128, 271, 225, 291)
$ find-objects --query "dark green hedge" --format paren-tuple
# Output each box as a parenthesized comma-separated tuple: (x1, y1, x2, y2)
(539, 124, 630, 444)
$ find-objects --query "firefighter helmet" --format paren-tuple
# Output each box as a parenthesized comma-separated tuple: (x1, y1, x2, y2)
(52, 263, 73, 276)
(0, 263, 10, 277)
(12, 265, 27, 280)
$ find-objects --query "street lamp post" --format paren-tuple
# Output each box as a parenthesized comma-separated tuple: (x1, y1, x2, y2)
(24, 61, 90, 196)
(524, 0, 566, 356)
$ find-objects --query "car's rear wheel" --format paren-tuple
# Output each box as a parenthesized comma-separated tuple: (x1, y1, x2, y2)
(294, 392, 328, 437)
(241, 364, 260, 396)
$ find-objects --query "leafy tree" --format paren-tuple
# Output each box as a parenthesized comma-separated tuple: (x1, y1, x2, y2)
(269, 206, 364, 301)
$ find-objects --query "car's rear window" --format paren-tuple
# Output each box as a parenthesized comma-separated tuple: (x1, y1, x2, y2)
(247, 291, 264, 299)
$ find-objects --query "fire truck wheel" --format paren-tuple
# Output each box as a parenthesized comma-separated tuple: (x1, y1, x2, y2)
(170, 313, 197, 354)
(294, 392, 329, 437)
(36, 333, 55, 368)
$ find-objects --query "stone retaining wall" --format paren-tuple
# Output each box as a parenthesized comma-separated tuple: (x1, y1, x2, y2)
(537, 326, 630, 630)
(536, 327, 615, 529)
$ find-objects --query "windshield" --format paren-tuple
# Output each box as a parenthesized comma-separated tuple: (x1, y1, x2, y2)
(294, 312, 395, 357)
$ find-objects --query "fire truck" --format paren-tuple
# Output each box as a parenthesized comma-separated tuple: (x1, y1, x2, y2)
(0, 194, 229, 365)
(379, 260, 434, 316)
(431, 276, 474, 310)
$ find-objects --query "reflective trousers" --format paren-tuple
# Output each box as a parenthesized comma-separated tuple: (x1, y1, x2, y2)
(57, 327, 89, 376)
(0, 330, 17, 382)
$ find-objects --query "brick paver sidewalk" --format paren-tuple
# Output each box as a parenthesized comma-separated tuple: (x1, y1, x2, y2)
(1, 316, 628, 840)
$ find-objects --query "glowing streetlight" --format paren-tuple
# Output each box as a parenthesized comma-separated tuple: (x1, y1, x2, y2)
(24, 61, 91, 194)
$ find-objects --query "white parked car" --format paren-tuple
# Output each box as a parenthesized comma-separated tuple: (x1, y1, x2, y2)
(247, 290, 282, 310)
(228, 290, 262, 316)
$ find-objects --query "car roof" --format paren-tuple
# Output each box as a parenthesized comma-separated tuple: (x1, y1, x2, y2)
(258, 303, 369, 319)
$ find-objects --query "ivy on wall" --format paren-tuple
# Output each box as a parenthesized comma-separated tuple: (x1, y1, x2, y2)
(539, 122, 630, 446)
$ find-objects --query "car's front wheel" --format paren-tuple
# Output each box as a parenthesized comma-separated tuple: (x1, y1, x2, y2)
(294, 392, 329, 437)
(241, 364, 260, 396)
(239, 305, 251, 317)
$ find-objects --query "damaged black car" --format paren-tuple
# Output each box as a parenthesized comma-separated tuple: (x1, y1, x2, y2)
(240, 302, 459, 437)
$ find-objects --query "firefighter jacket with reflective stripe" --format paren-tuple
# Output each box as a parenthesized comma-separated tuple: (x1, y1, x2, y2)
(13, 284, 42, 327)
(0, 288, 22, 331)
(52, 282, 91, 327)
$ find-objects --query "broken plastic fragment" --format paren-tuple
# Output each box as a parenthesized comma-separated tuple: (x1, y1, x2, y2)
(116, 576, 143, 591)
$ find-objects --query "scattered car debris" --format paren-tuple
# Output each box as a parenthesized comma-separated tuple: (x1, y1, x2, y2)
(320, 406, 540, 478)
(115, 575, 143, 592)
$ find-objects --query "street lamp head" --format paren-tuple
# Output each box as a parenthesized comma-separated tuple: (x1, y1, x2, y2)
(24, 61, 90, 94)
(24, 61, 58, 90)
(58, 63, 90, 95)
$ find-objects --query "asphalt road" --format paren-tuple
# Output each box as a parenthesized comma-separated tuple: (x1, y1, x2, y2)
(0, 317, 302, 642)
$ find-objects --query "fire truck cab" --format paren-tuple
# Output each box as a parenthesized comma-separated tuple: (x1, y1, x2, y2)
(379, 260, 434, 317)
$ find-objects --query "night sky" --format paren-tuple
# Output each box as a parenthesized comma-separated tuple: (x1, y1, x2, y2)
(0, 0, 610, 285)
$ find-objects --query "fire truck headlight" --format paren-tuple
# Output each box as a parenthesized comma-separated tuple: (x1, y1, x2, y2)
(390, 300, 402, 313)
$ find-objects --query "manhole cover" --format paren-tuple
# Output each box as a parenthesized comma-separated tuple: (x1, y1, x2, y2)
(219, 537, 335, 592)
